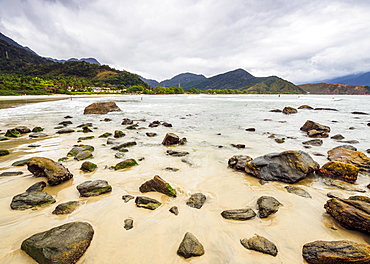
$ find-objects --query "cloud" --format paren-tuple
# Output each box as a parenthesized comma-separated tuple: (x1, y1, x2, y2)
(1, 0, 370, 83)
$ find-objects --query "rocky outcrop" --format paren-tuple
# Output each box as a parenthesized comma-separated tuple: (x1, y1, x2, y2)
(10, 181, 56, 210)
(139, 175, 177, 197)
(52, 201, 81, 215)
(244, 150, 319, 183)
(27, 157, 73, 186)
(257, 196, 282, 218)
(318, 161, 359, 183)
(324, 196, 370, 233)
(282, 106, 297, 114)
(221, 208, 256, 220)
(77, 180, 112, 197)
(186, 193, 206, 209)
(241, 234, 278, 256)
(135, 196, 161, 210)
(228, 155, 253, 170)
(177, 232, 205, 259)
(83, 101, 121, 114)
(162, 133, 186, 146)
(302, 240, 370, 264)
(328, 147, 370, 173)
(21, 222, 94, 264)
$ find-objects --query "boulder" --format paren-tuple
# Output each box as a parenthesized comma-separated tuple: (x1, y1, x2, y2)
(318, 161, 359, 183)
(257, 196, 282, 218)
(52, 201, 81, 215)
(80, 161, 97, 172)
(324, 197, 370, 233)
(244, 150, 319, 183)
(300, 120, 330, 133)
(166, 150, 189, 157)
(162, 133, 186, 146)
(302, 139, 323, 146)
(139, 175, 176, 197)
(5, 128, 20, 137)
(10, 181, 56, 210)
(77, 180, 112, 197)
(21, 222, 94, 264)
(240, 234, 278, 256)
(282, 106, 297, 114)
(177, 232, 205, 259)
(303, 240, 370, 264)
(284, 186, 312, 198)
(83, 101, 121, 114)
(221, 208, 256, 221)
(328, 147, 370, 172)
(114, 159, 138, 170)
(186, 193, 206, 209)
(135, 196, 161, 210)
(228, 155, 253, 171)
(27, 157, 73, 186)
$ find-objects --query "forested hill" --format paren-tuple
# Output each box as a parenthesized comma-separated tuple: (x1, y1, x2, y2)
(298, 83, 370, 95)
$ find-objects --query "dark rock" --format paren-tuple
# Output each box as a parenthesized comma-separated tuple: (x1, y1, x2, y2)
(318, 161, 359, 183)
(5, 128, 20, 137)
(314, 107, 338, 111)
(240, 234, 278, 256)
(166, 150, 189, 157)
(269, 109, 282, 112)
(82, 126, 93, 133)
(284, 186, 312, 198)
(31, 127, 44, 132)
(322, 178, 366, 192)
(114, 130, 125, 138)
(29, 132, 47, 138)
(231, 144, 246, 149)
(300, 120, 330, 133)
(312, 152, 325, 157)
(125, 124, 138, 130)
(274, 138, 285, 143)
(244, 150, 319, 183)
(52, 201, 81, 215)
(146, 132, 157, 137)
(149, 120, 161, 127)
(101, 118, 112, 122)
(302, 139, 323, 146)
(170, 206, 179, 215)
(177, 232, 205, 259)
(228, 155, 253, 171)
(12, 159, 29, 166)
(121, 118, 133, 125)
(99, 132, 112, 138)
(351, 111, 369, 115)
(124, 219, 133, 230)
(80, 161, 97, 172)
(28, 144, 41, 147)
(162, 133, 180, 145)
(111, 141, 137, 150)
(303, 240, 370, 264)
(0, 137, 9, 141)
(139, 175, 176, 197)
(56, 128, 75, 134)
(114, 159, 138, 170)
(0, 171, 23, 177)
(122, 195, 135, 203)
(10, 181, 56, 210)
(64, 115, 73, 119)
(328, 147, 370, 172)
(77, 180, 112, 197)
(77, 123, 93, 128)
(59, 120, 73, 126)
(15, 126, 31, 134)
(186, 193, 206, 209)
(27, 157, 73, 186)
(349, 126, 356, 130)
(162, 122, 172, 127)
(83, 101, 121, 114)
(21, 222, 94, 264)
(0, 149, 10, 156)
(221, 208, 256, 220)
(298, 105, 314, 110)
(135, 196, 161, 210)
(333, 145, 357, 151)
(257, 196, 282, 218)
(338, 140, 360, 144)
(74, 150, 93, 161)
(245, 128, 256, 131)
(282, 106, 297, 114)
(331, 134, 345, 140)
(78, 136, 94, 142)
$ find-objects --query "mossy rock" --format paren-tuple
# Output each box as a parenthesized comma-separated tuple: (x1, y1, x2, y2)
(114, 130, 126, 138)
(114, 159, 138, 170)
(78, 136, 95, 142)
(80, 161, 97, 172)
(52, 201, 81, 215)
(0, 149, 10, 156)
(98, 132, 112, 138)
(58, 157, 70, 162)
(32, 127, 44, 132)
(77, 180, 112, 197)
(5, 129, 20, 138)
(118, 148, 129, 153)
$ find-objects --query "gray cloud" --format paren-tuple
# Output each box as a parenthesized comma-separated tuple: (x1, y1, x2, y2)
(1, 0, 370, 83)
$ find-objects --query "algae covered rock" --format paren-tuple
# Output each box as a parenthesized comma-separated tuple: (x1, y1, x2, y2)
(74, 150, 93, 161)
(80, 161, 97, 172)
(77, 180, 112, 197)
(114, 158, 138, 170)
(0, 149, 10, 156)
(21, 221, 94, 264)
(328, 147, 370, 173)
(83, 101, 121, 114)
(135, 196, 161, 210)
(139, 175, 176, 197)
(177, 232, 205, 259)
(318, 161, 359, 183)
(52, 201, 81, 215)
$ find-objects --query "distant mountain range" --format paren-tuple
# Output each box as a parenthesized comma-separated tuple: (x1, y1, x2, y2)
(298, 83, 370, 95)
(323, 71, 370, 86)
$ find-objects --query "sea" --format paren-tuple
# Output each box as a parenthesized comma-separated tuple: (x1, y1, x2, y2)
(0, 94, 369, 263)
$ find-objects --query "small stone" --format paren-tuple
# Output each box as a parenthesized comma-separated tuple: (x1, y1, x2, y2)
(228, 155, 253, 171)
(28, 144, 41, 148)
(135, 196, 161, 210)
(241, 234, 278, 256)
(114, 130, 125, 138)
(282, 106, 297, 114)
(0, 171, 23, 177)
(186, 193, 206, 209)
(99, 132, 113, 138)
(29, 132, 47, 138)
(56, 128, 75, 134)
(122, 195, 135, 203)
(177, 232, 205, 259)
(12, 159, 29, 166)
(146, 132, 157, 137)
(274, 138, 285, 143)
(170, 206, 179, 215)
(124, 219, 133, 230)
(77, 180, 112, 197)
(74, 150, 93, 161)
(221, 208, 256, 220)
(284, 186, 312, 198)
(245, 128, 256, 131)
(59, 120, 73, 126)
(302, 139, 323, 146)
(166, 150, 189, 157)
(165, 167, 179, 172)
(31, 127, 44, 132)
(231, 144, 245, 149)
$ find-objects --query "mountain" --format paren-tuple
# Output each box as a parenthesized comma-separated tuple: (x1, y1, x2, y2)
(159, 73, 206, 87)
(139, 76, 159, 87)
(323, 71, 370, 86)
(298, 83, 370, 95)
(47, 57, 101, 65)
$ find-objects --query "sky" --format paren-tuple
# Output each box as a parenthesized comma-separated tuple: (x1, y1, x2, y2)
(1, 0, 370, 84)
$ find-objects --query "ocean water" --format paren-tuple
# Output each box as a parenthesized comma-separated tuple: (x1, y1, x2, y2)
(0, 94, 369, 263)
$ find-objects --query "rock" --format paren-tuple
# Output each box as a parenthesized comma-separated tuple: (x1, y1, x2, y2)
(83, 101, 121, 114)
(307, 129, 329, 138)
(162, 122, 172, 127)
(170, 206, 179, 215)
(52, 201, 81, 215)
(231, 144, 246, 149)
(333, 145, 357, 151)
(244, 150, 319, 183)
(124, 219, 133, 230)
(228, 155, 253, 171)
(331, 134, 345, 140)
(302, 139, 323, 146)
(240, 234, 278, 256)
(115, 152, 125, 159)
(274, 138, 285, 143)
(269, 109, 282, 112)
(351, 111, 369, 115)
(166, 150, 189, 157)
(221, 208, 256, 221)
(177, 232, 205, 259)
(27, 157, 73, 186)
(322, 178, 366, 192)
(0, 137, 9, 141)
(21, 222, 94, 264)
(328, 147, 370, 172)
(15, 126, 31, 134)
(325, 197, 370, 233)
(5, 128, 20, 137)
(312, 152, 325, 157)
(186, 193, 206, 209)
(59, 120, 73, 126)
(67, 145, 94, 157)
(282, 106, 297, 114)
(284, 186, 312, 198)
(29, 132, 47, 138)
(12, 159, 29, 166)
(10, 181, 56, 210)
(303, 240, 370, 264)
(257, 196, 282, 218)
(125, 124, 138, 130)
(318, 161, 359, 183)
(99, 132, 112, 138)
(0, 149, 10, 156)
(114, 159, 138, 170)
(165, 167, 179, 172)
(78, 136, 94, 142)
(338, 140, 360, 144)
(56, 128, 75, 134)
(111, 141, 137, 150)
(122, 195, 135, 203)
(74, 150, 93, 161)
(64, 115, 73, 119)
(245, 127, 256, 131)
(314, 107, 338, 111)
(149, 120, 161, 127)
(77, 180, 112, 197)
(298, 105, 314, 110)
(146, 132, 157, 137)
(80, 161, 97, 172)
(135, 196, 161, 210)
(121, 118, 133, 125)
(300, 120, 331, 133)
(31, 127, 44, 132)
(0, 171, 23, 177)
(162, 133, 186, 146)
(114, 130, 125, 138)
(139, 175, 177, 197)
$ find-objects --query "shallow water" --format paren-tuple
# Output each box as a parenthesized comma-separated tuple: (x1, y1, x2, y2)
(0, 94, 369, 263)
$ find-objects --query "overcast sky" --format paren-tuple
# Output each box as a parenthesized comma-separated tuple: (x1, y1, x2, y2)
(1, 0, 370, 83)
